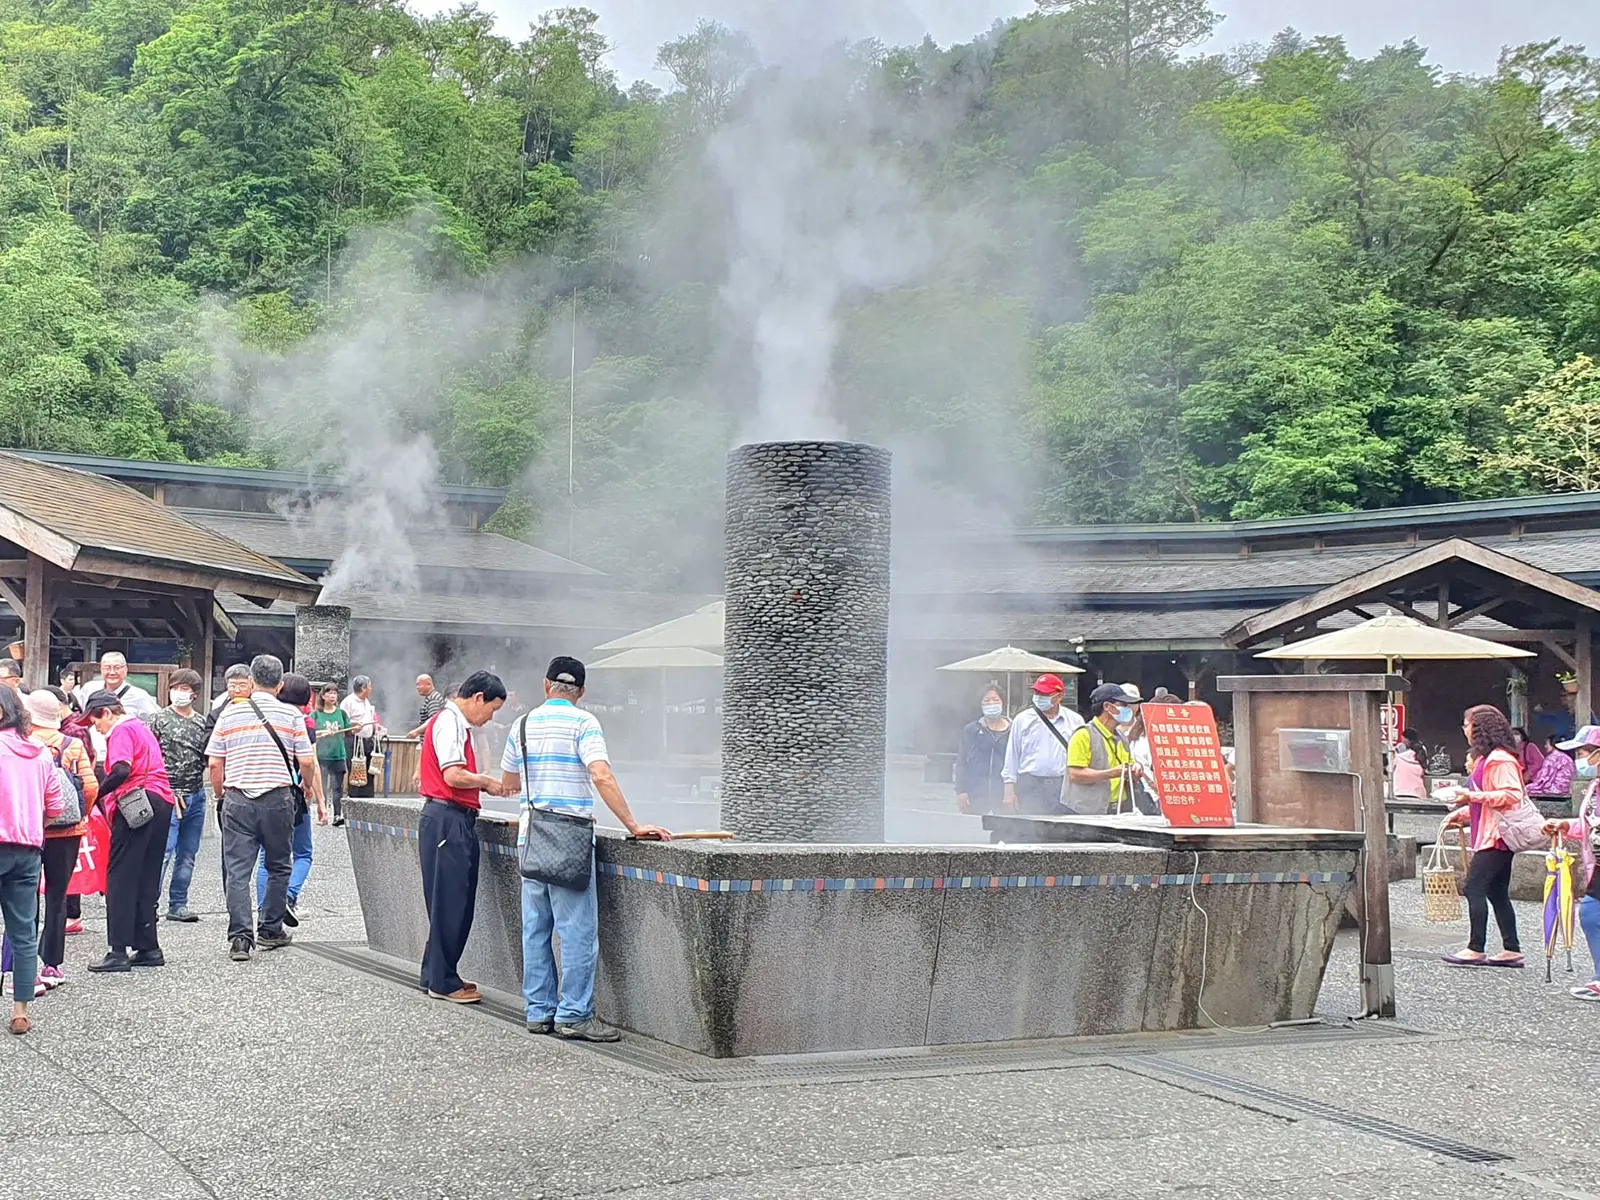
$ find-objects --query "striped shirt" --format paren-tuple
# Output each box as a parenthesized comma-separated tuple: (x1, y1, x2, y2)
(500, 698, 608, 817)
(205, 690, 313, 797)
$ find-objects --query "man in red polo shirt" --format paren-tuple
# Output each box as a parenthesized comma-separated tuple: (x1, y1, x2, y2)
(418, 669, 509, 1004)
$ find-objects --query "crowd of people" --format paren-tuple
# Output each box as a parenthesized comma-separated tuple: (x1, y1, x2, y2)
(0, 651, 473, 1035)
(950, 677, 1600, 1005)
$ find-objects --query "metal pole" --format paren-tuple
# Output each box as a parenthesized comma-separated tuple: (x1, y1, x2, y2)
(568, 290, 577, 559)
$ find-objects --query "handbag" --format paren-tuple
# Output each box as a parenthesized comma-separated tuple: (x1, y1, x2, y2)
(514, 713, 594, 888)
(117, 786, 154, 829)
(1495, 795, 1548, 854)
(247, 698, 309, 822)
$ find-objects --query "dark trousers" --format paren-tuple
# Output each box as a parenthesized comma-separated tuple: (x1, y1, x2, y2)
(321, 761, 347, 820)
(1014, 774, 1065, 815)
(106, 799, 174, 954)
(221, 787, 295, 946)
(40, 835, 80, 968)
(1465, 846, 1520, 954)
(419, 799, 479, 995)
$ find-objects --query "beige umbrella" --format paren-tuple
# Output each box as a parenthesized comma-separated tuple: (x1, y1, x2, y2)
(1257, 612, 1534, 797)
(938, 646, 1085, 710)
(588, 645, 724, 756)
(1254, 612, 1535, 663)
(594, 602, 724, 652)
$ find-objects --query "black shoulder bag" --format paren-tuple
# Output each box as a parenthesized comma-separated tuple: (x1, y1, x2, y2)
(514, 712, 594, 889)
(247, 698, 309, 822)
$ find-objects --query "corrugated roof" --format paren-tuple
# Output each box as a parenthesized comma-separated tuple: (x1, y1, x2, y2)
(0, 453, 317, 597)
(899, 530, 1600, 598)
(187, 512, 600, 577)
(219, 588, 704, 635)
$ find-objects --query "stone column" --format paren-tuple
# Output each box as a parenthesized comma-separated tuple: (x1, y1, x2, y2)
(294, 604, 352, 691)
(721, 441, 891, 842)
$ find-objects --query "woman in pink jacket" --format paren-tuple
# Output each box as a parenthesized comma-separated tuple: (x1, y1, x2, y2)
(1546, 725, 1600, 1001)
(1439, 704, 1527, 968)
(0, 685, 66, 1034)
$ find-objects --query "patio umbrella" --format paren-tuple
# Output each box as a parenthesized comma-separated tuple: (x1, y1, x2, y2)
(1543, 835, 1578, 982)
(1254, 612, 1536, 665)
(588, 646, 724, 756)
(938, 646, 1084, 710)
(1257, 612, 1535, 797)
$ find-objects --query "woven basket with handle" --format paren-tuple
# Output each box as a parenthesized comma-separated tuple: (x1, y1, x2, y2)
(1421, 825, 1468, 923)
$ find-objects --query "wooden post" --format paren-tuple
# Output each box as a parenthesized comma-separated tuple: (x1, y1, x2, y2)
(21, 555, 53, 690)
(1578, 620, 1593, 728)
(1231, 694, 1255, 824)
(1348, 689, 1394, 1018)
(200, 604, 215, 706)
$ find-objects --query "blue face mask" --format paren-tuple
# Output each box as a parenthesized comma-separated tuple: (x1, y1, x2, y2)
(1579, 760, 1598, 780)
(1113, 705, 1134, 724)
(1033, 694, 1054, 712)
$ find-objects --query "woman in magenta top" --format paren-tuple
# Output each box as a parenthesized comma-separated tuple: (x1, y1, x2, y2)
(84, 690, 175, 973)
(1440, 704, 1526, 967)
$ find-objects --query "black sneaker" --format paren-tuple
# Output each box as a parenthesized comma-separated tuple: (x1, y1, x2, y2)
(332, 817, 346, 827)
(87, 952, 132, 973)
(257, 931, 293, 951)
(526, 1018, 554, 1035)
(229, 939, 251, 962)
(554, 1018, 621, 1043)
(129, 949, 166, 968)
(281, 902, 299, 929)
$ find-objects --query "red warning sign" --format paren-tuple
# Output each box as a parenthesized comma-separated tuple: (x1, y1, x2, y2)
(1144, 702, 1235, 828)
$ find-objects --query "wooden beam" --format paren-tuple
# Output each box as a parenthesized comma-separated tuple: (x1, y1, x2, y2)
(1349, 689, 1394, 1018)
(22, 555, 53, 689)
(1442, 597, 1504, 629)
(71, 553, 318, 606)
(0, 576, 24, 615)
(1436, 581, 1450, 627)
(1547, 638, 1579, 672)
(211, 601, 238, 642)
(0, 509, 78, 571)
(1385, 600, 1429, 623)
(0, 560, 26, 579)
(201, 605, 215, 703)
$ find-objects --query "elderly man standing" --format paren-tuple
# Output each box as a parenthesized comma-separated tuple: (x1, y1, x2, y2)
(1063, 683, 1145, 815)
(1002, 674, 1085, 816)
(405, 674, 446, 739)
(416, 670, 509, 1005)
(205, 655, 320, 962)
(73, 652, 158, 718)
(500, 656, 670, 1041)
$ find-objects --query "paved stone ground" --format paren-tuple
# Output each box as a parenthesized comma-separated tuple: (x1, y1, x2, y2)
(4, 814, 1597, 1200)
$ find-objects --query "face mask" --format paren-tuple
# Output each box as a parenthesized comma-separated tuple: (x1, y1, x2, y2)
(1113, 705, 1134, 724)
(1033, 694, 1054, 712)
(169, 688, 193, 707)
(1579, 760, 1598, 780)
(981, 702, 1003, 718)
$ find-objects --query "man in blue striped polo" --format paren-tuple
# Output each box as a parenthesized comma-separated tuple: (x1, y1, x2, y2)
(499, 656, 670, 1042)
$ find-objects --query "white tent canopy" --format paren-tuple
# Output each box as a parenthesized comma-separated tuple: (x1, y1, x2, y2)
(588, 647, 724, 670)
(594, 602, 724, 652)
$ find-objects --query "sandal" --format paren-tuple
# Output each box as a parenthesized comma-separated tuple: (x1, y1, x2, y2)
(10, 1015, 30, 1035)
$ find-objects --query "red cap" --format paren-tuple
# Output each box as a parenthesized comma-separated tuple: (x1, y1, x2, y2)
(1032, 674, 1066, 695)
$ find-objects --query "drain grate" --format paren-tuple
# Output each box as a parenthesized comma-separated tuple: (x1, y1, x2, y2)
(1123, 1057, 1511, 1165)
(298, 940, 1423, 1087)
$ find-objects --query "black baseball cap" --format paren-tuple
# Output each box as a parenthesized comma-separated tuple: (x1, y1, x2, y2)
(546, 656, 586, 688)
(1089, 682, 1141, 709)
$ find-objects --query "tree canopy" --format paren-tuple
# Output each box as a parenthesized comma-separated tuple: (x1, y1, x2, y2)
(2, 0, 1598, 581)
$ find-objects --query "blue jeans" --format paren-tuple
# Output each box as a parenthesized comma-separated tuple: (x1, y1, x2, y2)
(257, 811, 312, 906)
(162, 790, 208, 911)
(0, 843, 42, 1002)
(521, 856, 598, 1024)
(1581, 894, 1600, 981)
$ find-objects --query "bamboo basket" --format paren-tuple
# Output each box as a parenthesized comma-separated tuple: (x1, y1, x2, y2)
(1422, 826, 1468, 923)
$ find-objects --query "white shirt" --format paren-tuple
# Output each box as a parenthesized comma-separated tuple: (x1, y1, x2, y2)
(341, 693, 379, 737)
(1002, 706, 1085, 782)
(74, 678, 158, 717)
(428, 702, 471, 770)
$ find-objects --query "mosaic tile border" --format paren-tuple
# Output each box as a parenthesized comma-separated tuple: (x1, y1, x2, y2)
(350, 821, 1351, 893)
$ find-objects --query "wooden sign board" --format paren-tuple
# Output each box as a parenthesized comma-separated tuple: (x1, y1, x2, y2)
(1145, 701, 1235, 828)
